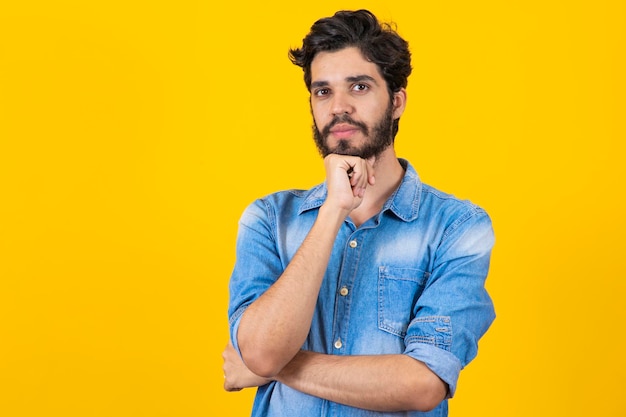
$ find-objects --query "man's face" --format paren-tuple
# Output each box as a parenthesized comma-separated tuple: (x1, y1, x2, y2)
(309, 47, 402, 159)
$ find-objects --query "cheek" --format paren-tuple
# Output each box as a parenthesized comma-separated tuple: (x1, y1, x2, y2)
(311, 107, 327, 129)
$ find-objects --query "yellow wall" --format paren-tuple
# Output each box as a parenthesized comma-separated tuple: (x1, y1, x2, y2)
(1, 1, 624, 415)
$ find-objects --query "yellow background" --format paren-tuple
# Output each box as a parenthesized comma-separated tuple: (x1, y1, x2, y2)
(1, 0, 624, 416)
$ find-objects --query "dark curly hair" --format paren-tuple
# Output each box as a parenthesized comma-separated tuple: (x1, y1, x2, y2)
(288, 9, 412, 96)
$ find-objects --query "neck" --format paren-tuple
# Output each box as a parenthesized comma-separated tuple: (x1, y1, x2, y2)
(349, 147, 404, 227)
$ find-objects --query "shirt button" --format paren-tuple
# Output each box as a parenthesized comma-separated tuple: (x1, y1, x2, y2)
(334, 339, 343, 349)
(349, 240, 357, 248)
(339, 286, 349, 296)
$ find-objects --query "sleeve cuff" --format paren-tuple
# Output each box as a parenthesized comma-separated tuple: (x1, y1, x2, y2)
(404, 340, 463, 398)
(228, 304, 248, 357)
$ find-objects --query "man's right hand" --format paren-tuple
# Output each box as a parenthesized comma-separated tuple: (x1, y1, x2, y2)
(223, 341, 272, 392)
(323, 154, 376, 214)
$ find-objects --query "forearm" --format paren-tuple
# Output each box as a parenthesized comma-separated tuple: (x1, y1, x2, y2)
(237, 205, 347, 377)
(275, 350, 447, 412)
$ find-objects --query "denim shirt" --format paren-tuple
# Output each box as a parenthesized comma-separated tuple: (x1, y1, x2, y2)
(228, 159, 495, 417)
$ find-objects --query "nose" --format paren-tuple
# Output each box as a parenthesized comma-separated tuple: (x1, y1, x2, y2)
(330, 91, 354, 116)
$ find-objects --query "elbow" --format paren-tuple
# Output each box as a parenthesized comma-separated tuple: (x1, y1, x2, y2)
(404, 369, 448, 412)
(411, 395, 444, 413)
(239, 345, 285, 378)
(418, 383, 448, 412)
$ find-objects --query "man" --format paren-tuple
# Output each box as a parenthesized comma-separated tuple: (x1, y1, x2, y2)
(223, 9, 495, 416)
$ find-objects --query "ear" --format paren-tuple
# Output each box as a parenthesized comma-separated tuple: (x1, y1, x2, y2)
(391, 88, 407, 119)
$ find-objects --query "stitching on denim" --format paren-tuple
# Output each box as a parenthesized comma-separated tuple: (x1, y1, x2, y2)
(378, 265, 429, 338)
(228, 304, 247, 327)
(378, 321, 406, 338)
(405, 315, 453, 351)
(261, 198, 278, 243)
(413, 315, 451, 324)
(406, 335, 452, 351)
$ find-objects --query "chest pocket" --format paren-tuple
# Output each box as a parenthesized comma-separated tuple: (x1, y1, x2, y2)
(378, 266, 429, 337)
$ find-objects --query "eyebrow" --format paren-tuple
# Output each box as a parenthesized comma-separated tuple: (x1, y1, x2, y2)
(310, 74, 379, 90)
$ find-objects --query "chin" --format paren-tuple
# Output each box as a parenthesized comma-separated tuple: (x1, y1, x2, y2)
(332, 139, 361, 154)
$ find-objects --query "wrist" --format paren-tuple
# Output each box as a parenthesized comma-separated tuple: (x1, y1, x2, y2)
(318, 202, 351, 225)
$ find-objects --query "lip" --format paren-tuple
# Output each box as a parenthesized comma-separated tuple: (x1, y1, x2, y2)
(329, 123, 360, 138)
(330, 123, 359, 133)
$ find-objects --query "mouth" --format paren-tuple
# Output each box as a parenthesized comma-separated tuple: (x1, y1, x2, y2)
(329, 123, 361, 139)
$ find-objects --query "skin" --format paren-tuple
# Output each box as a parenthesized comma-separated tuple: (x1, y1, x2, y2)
(223, 47, 447, 412)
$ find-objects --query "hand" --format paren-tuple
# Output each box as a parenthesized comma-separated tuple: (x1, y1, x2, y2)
(323, 154, 376, 213)
(222, 340, 272, 392)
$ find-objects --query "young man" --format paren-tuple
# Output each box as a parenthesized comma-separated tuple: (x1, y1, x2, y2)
(223, 9, 495, 416)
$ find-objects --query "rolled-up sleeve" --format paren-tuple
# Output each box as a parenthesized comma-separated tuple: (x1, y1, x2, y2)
(228, 199, 283, 356)
(403, 208, 495, 397)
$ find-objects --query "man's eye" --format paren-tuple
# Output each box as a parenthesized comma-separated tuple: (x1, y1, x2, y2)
(353, 84, 369, 92)
(314, 88, 330, 96)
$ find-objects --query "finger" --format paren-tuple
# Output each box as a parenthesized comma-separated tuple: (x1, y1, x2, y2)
(351, 159, 371, 197)
(349, 169, 363, 197)
(224, 381, 243, 392)
(223, 372, 239, 392)
(347, 159, 365, 185)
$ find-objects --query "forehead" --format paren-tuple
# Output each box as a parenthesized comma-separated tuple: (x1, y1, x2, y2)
(310, 47, 384, 85)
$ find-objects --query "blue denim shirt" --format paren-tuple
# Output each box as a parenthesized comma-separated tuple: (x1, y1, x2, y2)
(228, 159, 495, 417)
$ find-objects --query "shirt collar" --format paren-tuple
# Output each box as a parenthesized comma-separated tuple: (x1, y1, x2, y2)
(298, 158, 422, 222)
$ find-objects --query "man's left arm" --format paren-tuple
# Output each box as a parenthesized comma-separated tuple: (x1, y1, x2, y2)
(277, 350, 446, 412)
(223, 342, 445, 412)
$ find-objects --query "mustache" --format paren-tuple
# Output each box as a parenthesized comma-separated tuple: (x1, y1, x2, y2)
(321, 114, 369, 138)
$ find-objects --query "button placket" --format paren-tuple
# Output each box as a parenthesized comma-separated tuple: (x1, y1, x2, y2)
(332, 231, 364, 354)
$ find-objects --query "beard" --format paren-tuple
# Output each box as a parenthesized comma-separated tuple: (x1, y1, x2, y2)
(312, 101, 395, 159)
